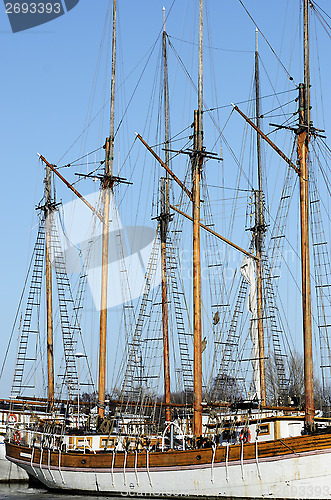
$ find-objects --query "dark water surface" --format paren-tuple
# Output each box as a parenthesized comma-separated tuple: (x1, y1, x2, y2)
(0, 484, 121, 499)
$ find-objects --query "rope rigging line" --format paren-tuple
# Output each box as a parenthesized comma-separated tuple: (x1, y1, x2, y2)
(311, 0, 331, 22)
(115, 38, 160, 139)
(206, 185, 252, 192)
(200, 175, 233, 391)
(57, 101, 115, 165)
(312, 141, 331, 201)
(0, 235, 38, 381)
(257, 58, 298, 133)
(258, 98, 298, 119)
(315, 139, 331, 172)
(114, 1, 175, 143)
(168, 34, 253, 54)
(207, 89, 298, 113)
(237, 0, 297, 85)
(147, 126, 193, 150)
(57, 2, 177, 164)
(167, 34, 282, 194)
(59, 146, 104, 169)
(309, 1, 331, 40)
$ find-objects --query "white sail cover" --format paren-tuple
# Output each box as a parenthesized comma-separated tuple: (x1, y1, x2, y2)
(240, 256, 261, 401)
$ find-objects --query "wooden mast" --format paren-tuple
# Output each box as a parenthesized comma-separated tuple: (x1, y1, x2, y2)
(45, 163, 54, 406)
(232, 2, 314, 427)
(298, 0, 314, 430)
(192, 0, 203, 437)
(254, 29, 266, 406)
(98, 0, 117, 419)
(160, 7, 171, 423)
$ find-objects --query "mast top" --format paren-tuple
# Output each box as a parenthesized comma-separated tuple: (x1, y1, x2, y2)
(255, 27, 258, 50)
(303, 0, 310, 127)
(197, 0, 203, 151)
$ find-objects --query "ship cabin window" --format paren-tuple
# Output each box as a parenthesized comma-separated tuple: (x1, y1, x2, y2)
(258, 423, 270, 435)
(128, 440, 136, 450)
(100, 438, 115, 448)
(76, 437, 92, 449)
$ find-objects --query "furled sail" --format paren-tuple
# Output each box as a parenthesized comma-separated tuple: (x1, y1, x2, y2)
(240, 256, 261, 401)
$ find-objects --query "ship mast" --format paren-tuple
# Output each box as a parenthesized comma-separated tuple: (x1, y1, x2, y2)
(45, 164, 55, 406)
(98, 0, 117, 419)
(160, 7, 171, 423)
(192, 0, 204, 437)
(298, 0, 314, 430)
(254, 29, 266, 406)
(231, 0, 315, 427)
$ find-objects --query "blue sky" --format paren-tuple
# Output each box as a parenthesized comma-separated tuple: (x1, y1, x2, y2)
(1, 1, 330, 398)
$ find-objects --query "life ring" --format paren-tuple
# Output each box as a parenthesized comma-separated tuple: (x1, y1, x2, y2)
(239, 428, 251, 443)
(14, 431, 21, 444)
(7, 413, 17, 424)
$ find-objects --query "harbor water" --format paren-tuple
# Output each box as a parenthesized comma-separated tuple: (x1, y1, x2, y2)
(0, 484, 124, 499)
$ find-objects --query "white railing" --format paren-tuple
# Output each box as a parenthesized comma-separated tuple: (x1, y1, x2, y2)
(7, 425, 69, 452)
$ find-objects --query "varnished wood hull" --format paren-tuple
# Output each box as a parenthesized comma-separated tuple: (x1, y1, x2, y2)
(6, 433, 331, 498)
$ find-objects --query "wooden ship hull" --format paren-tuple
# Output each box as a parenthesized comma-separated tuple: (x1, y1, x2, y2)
(6, 432, 331, 498)
(0, 436, 28, 483)
(0, 400, 51, 483)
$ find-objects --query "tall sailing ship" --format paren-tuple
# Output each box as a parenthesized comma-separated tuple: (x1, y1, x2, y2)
(4, 0, 331, 497)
